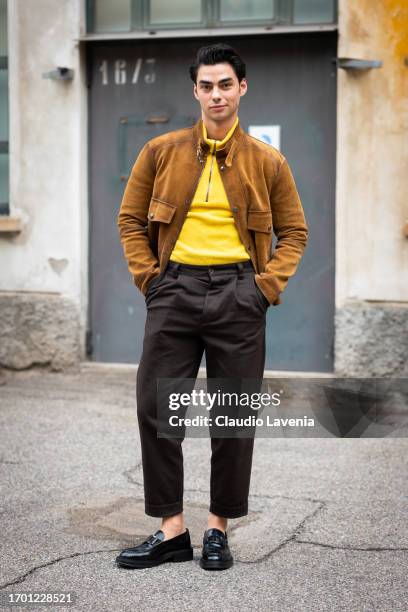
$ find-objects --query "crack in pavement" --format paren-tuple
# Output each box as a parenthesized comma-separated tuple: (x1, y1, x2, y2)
(249, 492, 327, 504)
(122, 462, 143, 485)
(235, 500, 327, 564)
(293, 540, 408, 552)
(0, 549, 121, 590)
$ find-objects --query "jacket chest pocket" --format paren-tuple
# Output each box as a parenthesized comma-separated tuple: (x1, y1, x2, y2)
(147, 198, 177, 224)
(247, 209, 273, 233)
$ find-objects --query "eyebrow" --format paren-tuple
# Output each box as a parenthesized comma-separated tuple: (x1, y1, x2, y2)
(198, 78, 234, 85)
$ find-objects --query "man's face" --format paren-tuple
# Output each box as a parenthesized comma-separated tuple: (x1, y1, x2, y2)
(193, 62, 247, 124)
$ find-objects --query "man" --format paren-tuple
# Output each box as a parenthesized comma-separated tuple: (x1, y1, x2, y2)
(115, 43, 308, 570)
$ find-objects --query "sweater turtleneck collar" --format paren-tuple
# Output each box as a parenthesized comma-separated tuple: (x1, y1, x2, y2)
(202, 116, 239, 151)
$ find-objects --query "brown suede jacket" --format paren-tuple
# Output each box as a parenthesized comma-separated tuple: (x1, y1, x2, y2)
(117, 118, 308, 306)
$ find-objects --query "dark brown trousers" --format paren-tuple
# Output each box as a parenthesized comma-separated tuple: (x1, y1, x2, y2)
(136, 259, 268, 519)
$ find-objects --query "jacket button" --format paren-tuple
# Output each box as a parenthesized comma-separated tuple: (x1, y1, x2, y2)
(220, 165, 225, 171)
(232, 207, 238, 213)
(149, 212, 154, 219)
(248, 245, 251, 251)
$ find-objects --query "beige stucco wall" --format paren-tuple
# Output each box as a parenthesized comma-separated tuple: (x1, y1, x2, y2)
(2, 0, 88, 355)
(336, 0, 408, 305)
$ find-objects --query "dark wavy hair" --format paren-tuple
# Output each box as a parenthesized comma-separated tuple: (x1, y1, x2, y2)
(189, 43, 246, 83)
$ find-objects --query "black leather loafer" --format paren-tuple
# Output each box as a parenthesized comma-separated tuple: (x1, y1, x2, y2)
(199, 528, 233, 570)
(116, 528, 193, 569)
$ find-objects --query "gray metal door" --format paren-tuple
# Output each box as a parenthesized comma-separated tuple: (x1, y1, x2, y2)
(88, 33, 336, 371)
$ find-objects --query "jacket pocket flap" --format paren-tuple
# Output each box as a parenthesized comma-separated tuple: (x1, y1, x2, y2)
(247, 210, 272, 233)
(148, 198, 177, 224)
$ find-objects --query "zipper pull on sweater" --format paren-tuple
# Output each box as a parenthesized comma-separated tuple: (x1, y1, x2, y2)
(205, 141, 217, 203)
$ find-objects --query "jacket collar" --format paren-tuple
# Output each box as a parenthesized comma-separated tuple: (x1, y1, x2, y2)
(193, 117, 244, 166)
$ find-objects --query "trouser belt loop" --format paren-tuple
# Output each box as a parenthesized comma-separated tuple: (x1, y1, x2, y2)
(171, 263, 180, 278)
(236, 263, 244, 279)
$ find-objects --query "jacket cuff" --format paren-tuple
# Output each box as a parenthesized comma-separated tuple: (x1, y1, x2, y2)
(255, 274, 282, 306)
(135, 267, 161, 296)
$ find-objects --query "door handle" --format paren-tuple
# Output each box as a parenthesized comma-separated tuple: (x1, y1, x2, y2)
(146, 114, 170, 124)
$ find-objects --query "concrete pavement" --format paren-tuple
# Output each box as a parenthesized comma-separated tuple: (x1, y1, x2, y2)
(0, 365, 407, 611)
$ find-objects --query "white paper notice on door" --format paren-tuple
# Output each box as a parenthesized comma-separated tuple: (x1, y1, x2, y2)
(248, 125, 280, 150)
